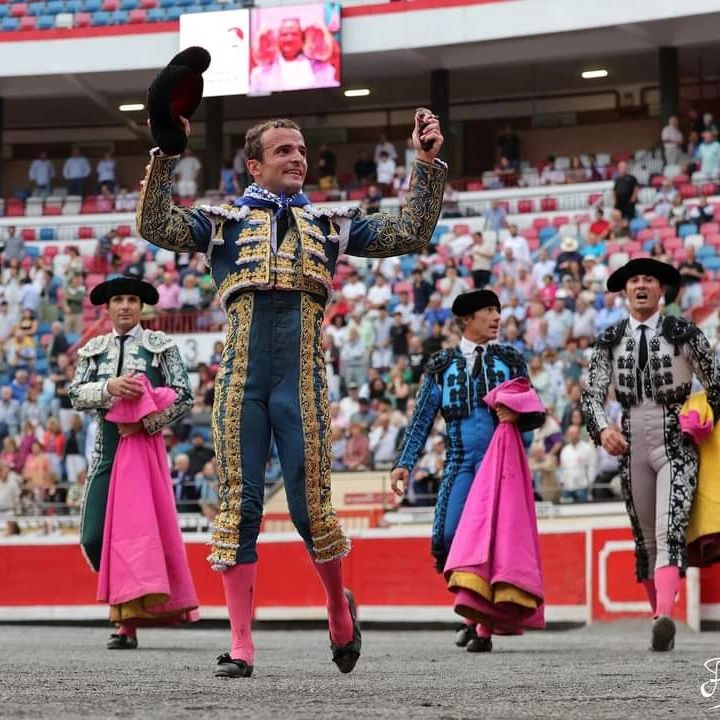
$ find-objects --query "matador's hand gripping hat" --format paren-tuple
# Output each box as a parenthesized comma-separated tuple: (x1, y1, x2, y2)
(146, 46, 211, 156)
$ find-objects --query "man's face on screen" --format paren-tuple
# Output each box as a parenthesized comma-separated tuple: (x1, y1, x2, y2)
(248, 127, 308, 195)
(278, 19, 304, 60)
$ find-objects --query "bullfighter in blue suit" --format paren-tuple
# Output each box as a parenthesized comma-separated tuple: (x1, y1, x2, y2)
(137, 110, 447, 677)
(391, 289, 544, 652)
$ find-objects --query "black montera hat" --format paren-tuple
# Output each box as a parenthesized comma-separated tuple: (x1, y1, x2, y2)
(90, 276, 159, 306)
(606, 258, 681, 292)
(451, 289, 501, 317)
(147, 46, 211, 156)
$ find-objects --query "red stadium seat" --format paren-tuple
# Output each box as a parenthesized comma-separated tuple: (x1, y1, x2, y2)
(532, 217, 550, 229)
(43, 204, 62, 216)
(673, 247, 687, 262)
(20, 228, 36, 241)
(528, 237, 540, 251)
(5, 199, 24, 217)
(307, 191, 329, 203)
(614, 151, 631, 162)
(637, 228, 654, 243)
(664, 237, 682, 250)
(701, 182, 717, 196)
(552, 215, 569, 227)
(465, 181, 484, 192)
(649, 216, 668, 228)
(540, 197, 557, 212)
(587, 193, 603, 206)
(42, 245, 59, 258)
(74, 11, 91, 26)
(19, 14, 34, 28)
(658, 226, 676, 240)
(524, 227, 538, 239)
(102, 0, 118, 9)
(672, 174, 690, 189)
(78, 226, 94, 239)
(624, 241, 641, 254)
(139, 0, 156, 6)
(128, 8, 145, 22)
(650, 175, 664, 188)
(10, 3, 27, 16)
(517, 199, 534, 213)
(454, 224, 470, 235)
(605, 241, 620, 255)
(347, 189, 366, 201)
(680, 184, 698, 199)
(701, 223, 719, 236)
(116, 224, 132, 237)
(706, 234, 720, 248)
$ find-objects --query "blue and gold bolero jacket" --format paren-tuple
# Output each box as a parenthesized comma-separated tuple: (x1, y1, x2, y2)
(136, 150, 448, 308)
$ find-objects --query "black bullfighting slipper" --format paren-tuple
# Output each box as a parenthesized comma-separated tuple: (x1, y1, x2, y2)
(214, 653, 254, 678)
(466, 636, 493, 653)
(331, 589, 362, 674)
(107, 633, 138, 650)
(651, 616, 676, 652)
(454, 624, 478, 648)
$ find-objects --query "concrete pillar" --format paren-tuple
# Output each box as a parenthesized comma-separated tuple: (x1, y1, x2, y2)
(658, 47, 679, 125)
(204, 96, 223, 192)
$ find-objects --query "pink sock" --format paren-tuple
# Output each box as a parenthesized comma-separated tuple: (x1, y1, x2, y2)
(221, 562, 257, 664)
(654, 565, 680, 618)
(476, 624, 491, 639)
(313, 558, 354, 646)
(642, 579, 657, 617)
(117, 624, 136, 637)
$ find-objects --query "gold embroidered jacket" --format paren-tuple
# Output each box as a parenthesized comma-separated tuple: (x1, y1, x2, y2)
(136, 150, 448, 307)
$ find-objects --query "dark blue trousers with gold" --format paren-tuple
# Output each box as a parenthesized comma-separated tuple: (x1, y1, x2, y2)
(209, 290, 349, 570)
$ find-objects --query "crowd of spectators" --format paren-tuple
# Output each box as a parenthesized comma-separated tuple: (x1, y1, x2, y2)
(4, 112, 720, 534)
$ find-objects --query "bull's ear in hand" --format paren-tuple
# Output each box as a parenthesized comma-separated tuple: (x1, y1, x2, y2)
(146, 46, 211, 156)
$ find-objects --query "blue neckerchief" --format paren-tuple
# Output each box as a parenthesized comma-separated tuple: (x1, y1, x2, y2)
(233, 183, 310, 219)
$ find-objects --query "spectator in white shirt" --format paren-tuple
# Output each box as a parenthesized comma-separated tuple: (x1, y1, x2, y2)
(96, 152, 116, 197)
(502, 224, 531, 265)
(437, 265, 469, 309)
(697, 130, 720, 179)
(445, 226, 474, 259)
(571, 296, 597, 339)
(174, 148, 202, 198)
(368, 411, 399, 469)
(558, 425, 596, 502)
(367, 273, 392, 309)
(540, 156, 566, 185)
(342, 269, 367, 302)
(63, 148, 91, 196)
(404, 137, 416, 172)
(374, 133, 397, 165)
(661, 115, 683, 166)
(28, 151, 55, 196)
(532, 247, 556, 288)
(375, 151, 396, 196)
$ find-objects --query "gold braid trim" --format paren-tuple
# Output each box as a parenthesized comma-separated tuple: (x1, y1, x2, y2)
(136, 152, 197, 252)
(299, 294, 350, 562)
(362, 159, 448, 258)
(208, 293, 254, 571)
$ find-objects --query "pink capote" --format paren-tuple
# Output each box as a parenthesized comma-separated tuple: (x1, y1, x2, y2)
(444, 377, 545, 633)
(98, 373, 199, 625)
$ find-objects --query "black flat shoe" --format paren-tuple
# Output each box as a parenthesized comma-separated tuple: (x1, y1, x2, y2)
(214, 653, 254, 678)
(454, 624, 478, 648)
(331, 589, 362, 674)
(651, 616, 676, 652)
(466, 636, 493, 653)
(107, 633, 138, 650)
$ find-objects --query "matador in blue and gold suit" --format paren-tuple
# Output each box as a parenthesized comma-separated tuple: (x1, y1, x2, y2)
(136, 148, 447, 571)
(394, 334, 543, 572)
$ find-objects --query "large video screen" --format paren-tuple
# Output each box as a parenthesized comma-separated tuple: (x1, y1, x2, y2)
(179, 9, 250, 98)
(249, 2, 341, 95)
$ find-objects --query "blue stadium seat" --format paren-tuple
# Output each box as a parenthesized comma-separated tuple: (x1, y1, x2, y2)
(120, 0, 138, 9)
(1, 17, 19, 30)
(175, 0, 193, 7)
(65, 332, 80, 345)
(35, 358, 49, 375)
(702, 257, 720, 271)
(36, 14, 54, 27)
(642, 239, 655, 253)
(697, 245, 716, 259)
(196, 0, 212, 5)
(91, 10, 110, 24)
(678, 223, 697, 238)
(26, 4, 43, 16)
(630, 217, 648, 234)
(185, 3, 201, 12)
(146, 6, 164, 19)
(539, 227, 557, 242)
(47, 0, 63, 12)
(166, 6, 181, 19)
(0, 5, 9, 17)
(112, 9, 128, 22)
(83, 0, 101, 11)
(39, 227, 55, 241)
(38, 322, 52, 336)
(158, 0, 174, 7)
(65, 0, 82, 11)
(205, 3, 222, 10)
(26, 246, 40, 259)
